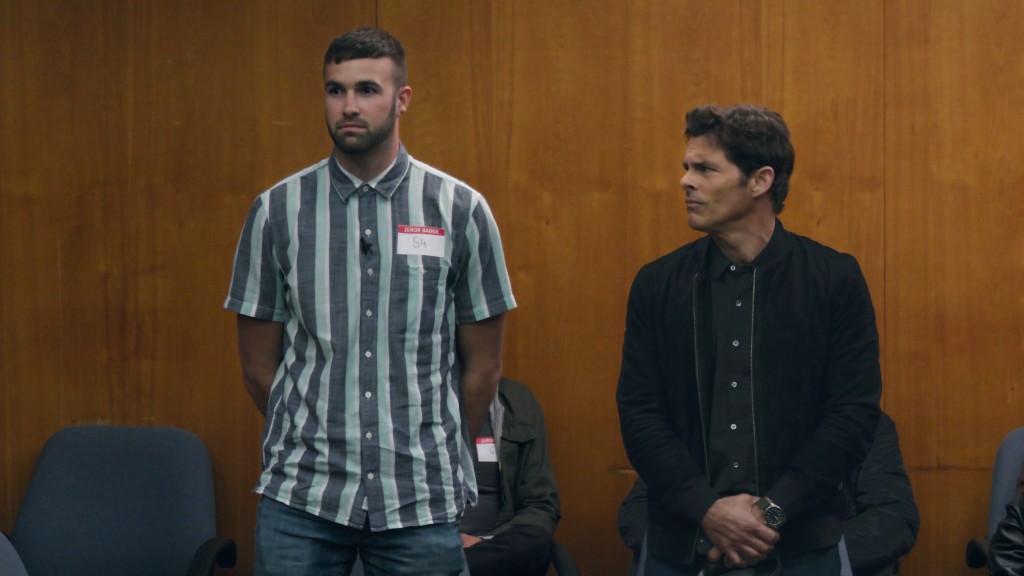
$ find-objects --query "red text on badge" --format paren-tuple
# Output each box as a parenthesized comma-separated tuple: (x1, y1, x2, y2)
(397, 225, 446, 257)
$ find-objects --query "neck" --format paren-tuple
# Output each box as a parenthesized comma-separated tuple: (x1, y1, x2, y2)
(711, 216, 776, 265)
(334, 137, 400, 183)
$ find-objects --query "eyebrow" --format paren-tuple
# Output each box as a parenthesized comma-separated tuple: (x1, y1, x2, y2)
(324, 80, 383, 90)
(683, 160, 715, 171)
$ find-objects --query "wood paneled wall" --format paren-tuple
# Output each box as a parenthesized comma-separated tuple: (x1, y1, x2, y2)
(2, 1, 1021, 574)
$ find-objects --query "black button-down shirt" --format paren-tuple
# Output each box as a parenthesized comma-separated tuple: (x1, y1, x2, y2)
(706, 241, 758, 497)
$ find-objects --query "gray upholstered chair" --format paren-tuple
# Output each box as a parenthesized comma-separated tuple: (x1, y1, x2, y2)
(6, 426, 236, 576)
(966, 426, 1024, 568)
(0, 532, 29, 576)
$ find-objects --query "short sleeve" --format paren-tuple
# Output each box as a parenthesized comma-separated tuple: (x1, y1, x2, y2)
(224, 196, 288, 322)
(453, 193, 516, 323)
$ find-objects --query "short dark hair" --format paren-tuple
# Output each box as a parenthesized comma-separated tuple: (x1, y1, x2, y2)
(684, 105, 795, 213)
(323, 27, 407, 88)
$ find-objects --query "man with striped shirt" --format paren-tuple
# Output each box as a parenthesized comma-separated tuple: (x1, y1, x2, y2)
(225, 27, 516, 576)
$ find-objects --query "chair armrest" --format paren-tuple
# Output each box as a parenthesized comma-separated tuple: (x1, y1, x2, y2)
(188, 536, 238, 576)
(965, 537, 989, 568)
(551, 539, 579, 576)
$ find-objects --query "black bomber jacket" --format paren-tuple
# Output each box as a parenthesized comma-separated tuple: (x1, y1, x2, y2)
(990, 495, 1024, 576)
(616, 220, 882, 565)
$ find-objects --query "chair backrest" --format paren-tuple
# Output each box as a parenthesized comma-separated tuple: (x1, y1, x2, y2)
(0, 532, 29, 576)
(11, 425, 219, 576)
(986, 426, 1024, 540)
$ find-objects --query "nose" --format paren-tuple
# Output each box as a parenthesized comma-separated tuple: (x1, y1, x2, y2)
(342, 92, 360, 117)
(680, 170, 695, 192)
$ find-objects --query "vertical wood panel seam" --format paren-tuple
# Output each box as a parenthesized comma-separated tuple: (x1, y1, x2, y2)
(880, 0, 887, 411)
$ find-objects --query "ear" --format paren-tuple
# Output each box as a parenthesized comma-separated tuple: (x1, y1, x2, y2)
(749, 166, 775, 200)
(395, 85, 413, 117)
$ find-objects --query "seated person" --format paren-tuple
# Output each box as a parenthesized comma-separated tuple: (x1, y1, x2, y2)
(352, 377, 560, 576)
(838, 411, 920, 575)
(460, 377, 561, 576)
(988, 462, 1024, 576)
(618, 411, 919, 576)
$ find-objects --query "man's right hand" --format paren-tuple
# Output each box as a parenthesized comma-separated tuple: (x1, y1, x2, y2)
(236, 315, 284, 416)
(461, 533, 483, 548)
(701, 494, 779, 567)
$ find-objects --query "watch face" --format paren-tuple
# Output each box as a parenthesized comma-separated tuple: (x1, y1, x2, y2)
(764, 505, 785, 527)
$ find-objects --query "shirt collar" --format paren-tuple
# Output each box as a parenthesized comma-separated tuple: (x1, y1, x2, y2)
(749, 219, 790, 270)
(703, 218, 791, 277)
(328, 144, 411, 202)
(707, 241, 738, 279)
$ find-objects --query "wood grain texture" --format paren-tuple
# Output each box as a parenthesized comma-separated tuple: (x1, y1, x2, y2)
(778, 0, 886, 315)
(1, 0, 132, 532)
(899, 467, 992, 574)
(884, 1, 1024, 569)
(2, 1, 1023, 575)
(383, 2, 636, 570)
(0, 1, 376, 573)
(885, 0, 1024, 468)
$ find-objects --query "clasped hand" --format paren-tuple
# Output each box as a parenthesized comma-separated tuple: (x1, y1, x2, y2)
(700, 494, 779, 568)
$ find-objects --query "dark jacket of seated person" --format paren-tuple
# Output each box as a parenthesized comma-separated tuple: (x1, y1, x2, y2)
(990, 495, 1024, 576)
(618, 411, 919, 576)
(989, 463, 1024, 576)
(839, 411, 920, 576)
(460, 377, 561, 576)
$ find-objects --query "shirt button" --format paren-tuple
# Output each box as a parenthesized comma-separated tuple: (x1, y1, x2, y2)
(735, 300, 742, 307)
(365, 309, 372, 317)
(732, 462, 740, 469)
(730, 424, 738, 430)
(732, 340, 740, 347)
(364, 391, 372, 399)
(367, 268, 374, 276)
(364, 229, 372, 236)
(731, 381, 738, 388)
(729, 265, 737, 271)
(365, 431, 373, 439)
(364, 350, 372, 358)
(367, 472, 374, 480)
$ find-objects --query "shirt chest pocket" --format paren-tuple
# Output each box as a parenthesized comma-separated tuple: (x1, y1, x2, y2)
(388, 258, 449, 333)
(501, 421, 536, 445)
(499, 421, 536, 483)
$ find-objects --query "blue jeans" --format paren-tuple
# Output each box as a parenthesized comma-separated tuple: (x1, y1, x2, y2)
(255, 497, 466, 576)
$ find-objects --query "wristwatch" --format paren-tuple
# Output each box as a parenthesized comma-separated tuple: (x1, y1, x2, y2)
(755, 496, 786, 529)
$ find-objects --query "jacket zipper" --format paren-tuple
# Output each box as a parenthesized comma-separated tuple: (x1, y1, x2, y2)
(750, 269, 761, 494)
(691, 272, 712, 478)
(691, 272, 711, 559)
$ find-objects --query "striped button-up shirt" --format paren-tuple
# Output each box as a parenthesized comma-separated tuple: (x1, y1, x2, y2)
(225, 145, 516, 530)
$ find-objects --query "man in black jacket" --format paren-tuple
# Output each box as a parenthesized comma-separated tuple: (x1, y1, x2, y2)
(616, 105, 882, 576)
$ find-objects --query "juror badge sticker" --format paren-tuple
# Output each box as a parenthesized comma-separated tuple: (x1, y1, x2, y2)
(396, 225, 446, 257)
(476, 437, 498, 462)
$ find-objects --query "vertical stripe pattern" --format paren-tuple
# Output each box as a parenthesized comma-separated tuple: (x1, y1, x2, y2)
(224, 146, 516, 530)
